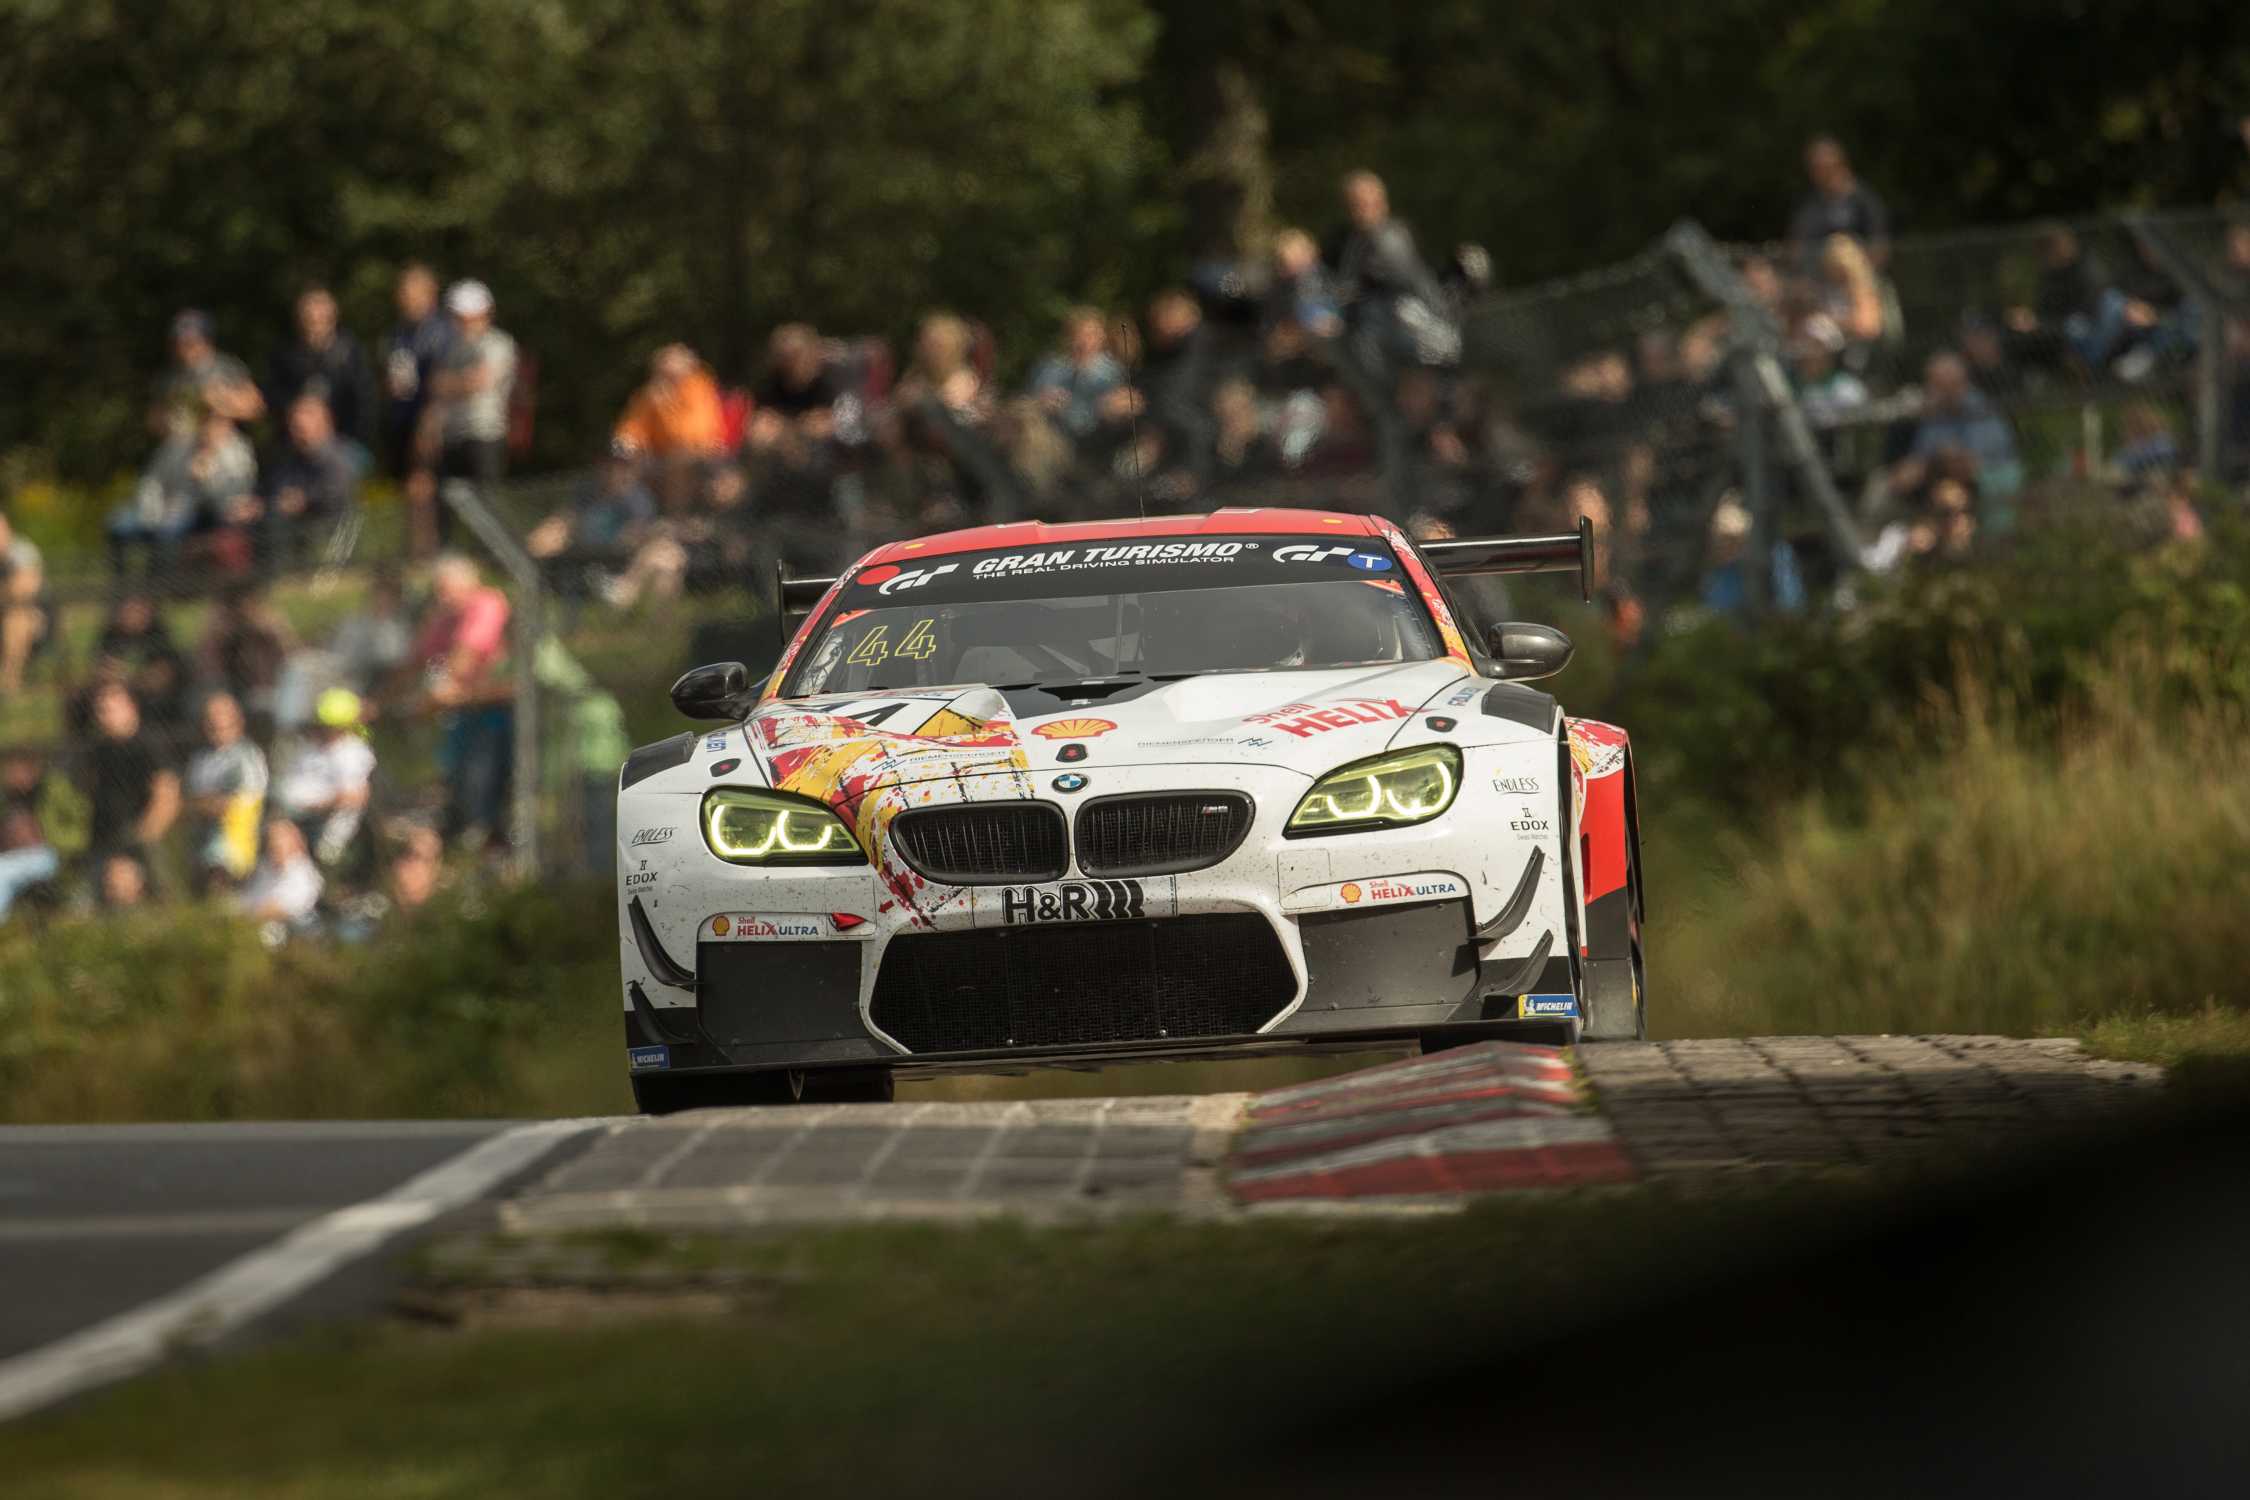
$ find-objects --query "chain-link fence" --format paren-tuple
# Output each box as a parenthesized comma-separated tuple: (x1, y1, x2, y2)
(6, 205, 2247, 918)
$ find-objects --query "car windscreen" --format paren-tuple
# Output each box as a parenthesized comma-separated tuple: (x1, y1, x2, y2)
(782, 535, 1442, 697)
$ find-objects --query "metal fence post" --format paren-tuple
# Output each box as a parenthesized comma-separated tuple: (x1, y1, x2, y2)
(1730, 351, 1771, 610)
(2127, 214, 2242, 484)
(2198, 302, 2225, 483)
(1663, 220, 1864, 602)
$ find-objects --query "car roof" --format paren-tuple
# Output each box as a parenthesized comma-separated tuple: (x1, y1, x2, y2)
(855, 508, 1388, 565)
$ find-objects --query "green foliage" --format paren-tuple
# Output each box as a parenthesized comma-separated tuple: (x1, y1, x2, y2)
(8, 1, 2247, 479)
(0, 0, 1162, 476)
(1648, 640, 2250, 1042)
(1144, 0, 2250, 278)
(0, 878, 628, 1122)
(1610, 519, 2250, 812)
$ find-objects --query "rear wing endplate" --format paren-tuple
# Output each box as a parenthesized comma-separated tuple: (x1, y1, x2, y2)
(1415, 517, 1594, 604)
(777, 564, 839, 617)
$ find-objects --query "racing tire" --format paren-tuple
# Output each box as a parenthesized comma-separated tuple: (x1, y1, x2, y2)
(1578, 829, 1648, 1043)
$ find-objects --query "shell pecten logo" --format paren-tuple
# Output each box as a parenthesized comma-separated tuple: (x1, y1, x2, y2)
(711, 915, 731, 937)
(1030, 717, 1118, 740)
(1340, 882, 1363, 904)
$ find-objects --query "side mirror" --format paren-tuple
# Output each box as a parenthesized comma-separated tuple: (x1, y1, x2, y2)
(670, 661, 753, 722)
(1486, 622, 1574, 682)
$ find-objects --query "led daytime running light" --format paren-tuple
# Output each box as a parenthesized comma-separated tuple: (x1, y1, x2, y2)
(1286, 745, 1461, 835)
(701, 787, 865, 864)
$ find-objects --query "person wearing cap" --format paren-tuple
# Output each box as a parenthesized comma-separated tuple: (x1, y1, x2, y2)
(273, 687, 377, 868)
(150, 310, 263, 439)
(422, 281, 518, 534)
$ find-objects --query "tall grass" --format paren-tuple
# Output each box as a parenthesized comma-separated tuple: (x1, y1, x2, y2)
(0, 881, 629, 1123)
(1652, 642, 2250, 1041)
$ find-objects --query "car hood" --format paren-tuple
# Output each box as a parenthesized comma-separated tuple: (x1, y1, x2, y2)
(745, 661, 1479, 794)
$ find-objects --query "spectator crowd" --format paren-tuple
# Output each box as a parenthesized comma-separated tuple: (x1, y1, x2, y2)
(0, 547, 528, 938)
(4, 146, 2249, 937)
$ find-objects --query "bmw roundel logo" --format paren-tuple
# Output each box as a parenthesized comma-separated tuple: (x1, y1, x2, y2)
(1052, 773, 1089, 793)
(1347, 552, 1394, 571)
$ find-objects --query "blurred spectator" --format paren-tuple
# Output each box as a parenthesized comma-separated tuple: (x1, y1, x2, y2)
(1327, 170, 1455, 381)
(1815, 234, 1887, 348)
(1268, 229, 1343, 344)
(86, 590, 192, 756)
(1790, 325, 1871, 427)
(183, 691, 267, 888)
(2006, 224, 2164, 378)
(235, 817, 323, 930)
(1929, 476, 1977, 559)
(264, 394, 362, 562)
(1139, 290, 1217, 481)
(0, 806, 58, 921)
(534, 637, 631, 878)
(266, 285, 373, 444)
(82, 680, 180, 860)
(1883, 352, 2023, 528)
(385, 822, 445, 914)
(895, 312, 989, 423)
(329, 567, 414, 702)
(1957, 313, 2027, 401)
(200, 584, 294, 745)
(1700, 495, 1756, 614)
(754, 324, 844, 427)
(527, 451, 660, 600)
(98, 850, 151, 910)
(114, 406, 257, 576)
(95, 589, 177, 666)
(613, 343, 725, 461)
(419, 280, 517, 549)
(0, 509, 51, 696)
(274, 688, 376, 868)
(414, 554, 514, 848)
(150, 310, 263, 439)
(2113, 401, 2181, 486)
(380, 264, 452, 481)
(1, 748, 68, 849)
(1788, 137, 1890, 269)
(1028, 308, 1135, 443)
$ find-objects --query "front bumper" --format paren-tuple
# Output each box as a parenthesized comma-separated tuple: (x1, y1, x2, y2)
(617, 754, 1577, 1075)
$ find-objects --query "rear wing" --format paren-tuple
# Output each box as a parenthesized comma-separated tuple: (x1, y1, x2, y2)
(778, 517, 1594, 616)
(777, 563, 839, 617)
(1415, 517, 1594, 604)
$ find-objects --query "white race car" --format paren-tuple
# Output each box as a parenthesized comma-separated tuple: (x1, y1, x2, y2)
(615, 508, 1645, 1112)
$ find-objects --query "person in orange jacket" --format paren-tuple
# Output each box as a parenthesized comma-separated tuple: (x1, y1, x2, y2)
(612, 344, 726, 460)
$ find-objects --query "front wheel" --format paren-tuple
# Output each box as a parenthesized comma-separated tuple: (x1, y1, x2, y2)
(1578, 844, 1647, 1042)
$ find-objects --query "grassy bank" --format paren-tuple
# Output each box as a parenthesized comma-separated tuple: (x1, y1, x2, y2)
(1648, 647, 2250, 1059)
(0, 881, 630, 1123)
(0, 1186, 1873, 1497)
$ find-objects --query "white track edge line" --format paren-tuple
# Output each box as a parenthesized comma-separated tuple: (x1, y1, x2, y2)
(0, 1117, 601, 1424)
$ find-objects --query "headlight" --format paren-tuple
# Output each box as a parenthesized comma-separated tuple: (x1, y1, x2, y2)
(700, 787, 865, 865)
(1286, 745, 1461, 836)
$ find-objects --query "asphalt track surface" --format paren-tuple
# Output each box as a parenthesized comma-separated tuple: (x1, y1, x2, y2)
(0, 1121, 511, 1365)
(0, 1035, 2159, 1422)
